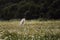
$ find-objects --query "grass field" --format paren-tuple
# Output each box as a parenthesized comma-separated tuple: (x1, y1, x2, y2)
(0, 20, 60, 40)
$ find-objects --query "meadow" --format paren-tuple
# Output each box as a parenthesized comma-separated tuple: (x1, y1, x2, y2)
(0, 20, 60, 40)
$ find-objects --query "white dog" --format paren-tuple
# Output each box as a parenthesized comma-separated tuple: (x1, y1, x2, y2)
(19, 18, 25, 26)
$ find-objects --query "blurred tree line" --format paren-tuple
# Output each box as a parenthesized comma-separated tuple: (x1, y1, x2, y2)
(0, 0, 60, 20)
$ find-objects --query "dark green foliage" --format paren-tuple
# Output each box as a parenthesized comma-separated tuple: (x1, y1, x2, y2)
(0, 0, 60, 20)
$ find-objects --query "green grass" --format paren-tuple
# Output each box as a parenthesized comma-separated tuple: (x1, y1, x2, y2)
(0, 20, 60, 40)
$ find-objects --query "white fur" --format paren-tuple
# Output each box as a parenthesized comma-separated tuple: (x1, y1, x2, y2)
(19, 18, 25, 26)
